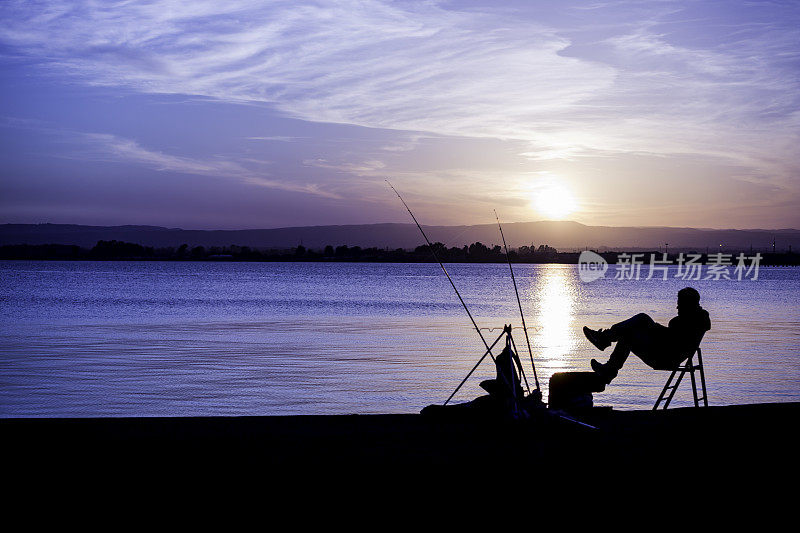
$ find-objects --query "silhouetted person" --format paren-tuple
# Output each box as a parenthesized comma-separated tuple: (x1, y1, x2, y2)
(583, 287, 710, 383)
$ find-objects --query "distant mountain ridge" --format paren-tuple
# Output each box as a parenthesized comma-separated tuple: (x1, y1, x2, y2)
(1, 222, 799, 252)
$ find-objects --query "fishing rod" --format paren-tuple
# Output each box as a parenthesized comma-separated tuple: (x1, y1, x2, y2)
(386, 181, 525, 408)
(495, 210, 540, 391)
(387, 181, 494, 357)
(494, 209, 539, 389)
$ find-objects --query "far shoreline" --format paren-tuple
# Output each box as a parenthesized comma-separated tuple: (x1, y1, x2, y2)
(2, 242, 799, 266)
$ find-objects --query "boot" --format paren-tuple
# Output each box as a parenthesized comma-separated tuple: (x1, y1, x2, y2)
(583, 326, 611, 351)
(591, 358, 618, 384)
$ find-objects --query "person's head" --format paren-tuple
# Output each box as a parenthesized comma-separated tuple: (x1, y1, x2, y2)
(677, 287, 701, 314)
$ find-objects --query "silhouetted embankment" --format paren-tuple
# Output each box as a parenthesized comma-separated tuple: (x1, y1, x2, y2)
(4, 403, 799, 483)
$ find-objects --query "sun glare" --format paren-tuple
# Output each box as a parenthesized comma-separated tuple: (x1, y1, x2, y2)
(532, 183, 577, 220)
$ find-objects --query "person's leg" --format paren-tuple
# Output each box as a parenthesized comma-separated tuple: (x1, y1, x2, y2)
(608, 313, 656, 344)
(584, 313, 655, 351)
(592, 337, 664, 382)
(591, 340, 630, 382)
(587, 313, 664, 382)
(606, 340, 631, 372)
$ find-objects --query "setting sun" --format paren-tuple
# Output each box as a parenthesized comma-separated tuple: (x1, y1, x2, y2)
(533, 183, 577, 220)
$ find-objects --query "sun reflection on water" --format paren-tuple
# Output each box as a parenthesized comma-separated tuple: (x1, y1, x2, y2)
(530, 266, 577, 370)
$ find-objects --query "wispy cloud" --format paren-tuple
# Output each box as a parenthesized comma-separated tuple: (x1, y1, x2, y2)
(246, 136, 305, 142)
(58, 130, 338, 200)
(0, 115, 342, 199)
(82, 133, 242, 174)
(1, 1, 796, 176)
(0, 1, 612, 137)
(1, 1, 798, 227)
(81, 132, 343, 199)
(379, 134, 429, 152)
(304, 158, 386, 175)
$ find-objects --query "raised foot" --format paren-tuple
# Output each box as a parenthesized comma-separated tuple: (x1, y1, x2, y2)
(590, 358, 618, 384)
(583, 326, 611, 351)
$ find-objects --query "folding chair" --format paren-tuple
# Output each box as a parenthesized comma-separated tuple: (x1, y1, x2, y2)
(653, 347, 708, 410)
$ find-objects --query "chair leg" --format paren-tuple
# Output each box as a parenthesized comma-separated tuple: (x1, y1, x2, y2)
(654, 370, 674, 410)
(663, 370, 684, 409)
(654, 349, 708, 410)
(654, 368, 684, 410)
(696, 348, 708, 407)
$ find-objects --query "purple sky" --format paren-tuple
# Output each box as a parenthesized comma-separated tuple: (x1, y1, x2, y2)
(1, 0, 798, 229)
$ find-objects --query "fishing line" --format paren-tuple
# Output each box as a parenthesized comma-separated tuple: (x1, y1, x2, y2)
(478, 326, 542, 332)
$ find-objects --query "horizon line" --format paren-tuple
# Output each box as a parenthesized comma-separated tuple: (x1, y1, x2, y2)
(3, 220, 799, 233)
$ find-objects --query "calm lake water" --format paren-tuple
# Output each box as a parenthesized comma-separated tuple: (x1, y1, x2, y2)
(1, 260, 799, 416)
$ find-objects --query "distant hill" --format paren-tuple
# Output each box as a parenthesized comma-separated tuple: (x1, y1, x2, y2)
(1, 222, 798, 252)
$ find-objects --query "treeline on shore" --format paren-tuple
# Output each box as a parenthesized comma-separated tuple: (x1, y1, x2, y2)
(1, 240, 799, 265)
(0, 240, 565, 262)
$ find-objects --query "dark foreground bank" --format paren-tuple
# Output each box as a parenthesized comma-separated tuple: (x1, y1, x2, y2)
(4, 403, 799, 482)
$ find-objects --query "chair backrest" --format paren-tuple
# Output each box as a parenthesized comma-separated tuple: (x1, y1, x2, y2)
(680, 347, 701, 369)
(680, 330, 706, 363)
(693, 330, 707, 351)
